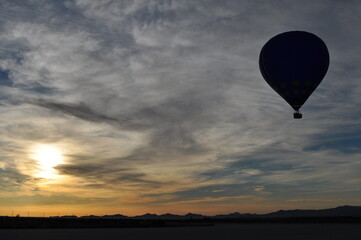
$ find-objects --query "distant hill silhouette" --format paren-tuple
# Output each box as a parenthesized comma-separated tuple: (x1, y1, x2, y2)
(212, 212, 258, 219)
(77, 205, 361, 220)
(1, 206, 361, 228)
(263, 205, 361, 218)
(100, 214, 128, 219)
(159, 213, 181, 219)
(133, 213, 158, 219)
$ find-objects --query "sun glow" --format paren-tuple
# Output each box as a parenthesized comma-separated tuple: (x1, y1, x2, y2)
(31, 144, 64, 179)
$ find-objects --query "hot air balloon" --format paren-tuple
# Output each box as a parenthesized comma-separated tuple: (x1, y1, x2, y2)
(259, 31, 329, 119)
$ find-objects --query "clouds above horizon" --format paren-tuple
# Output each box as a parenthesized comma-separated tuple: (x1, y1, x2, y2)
(0, 0, 360, 215)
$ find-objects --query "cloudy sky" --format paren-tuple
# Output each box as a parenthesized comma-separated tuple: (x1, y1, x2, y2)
(0, 0, 360, 217)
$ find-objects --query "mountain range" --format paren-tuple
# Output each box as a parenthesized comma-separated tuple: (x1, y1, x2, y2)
(74, 205, 361, 220)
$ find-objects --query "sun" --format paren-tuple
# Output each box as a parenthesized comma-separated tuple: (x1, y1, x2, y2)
(30, 144, 64, 179)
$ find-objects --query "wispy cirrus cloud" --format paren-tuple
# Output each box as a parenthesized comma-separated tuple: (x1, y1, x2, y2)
(0, 0, 360, 214)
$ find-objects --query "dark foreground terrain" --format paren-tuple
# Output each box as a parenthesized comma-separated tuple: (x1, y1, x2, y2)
(1, 216, 361, 228)
(1, 223, 360, 240)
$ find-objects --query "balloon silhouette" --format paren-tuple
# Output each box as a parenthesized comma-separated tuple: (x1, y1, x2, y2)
(259, 31, 329, 119)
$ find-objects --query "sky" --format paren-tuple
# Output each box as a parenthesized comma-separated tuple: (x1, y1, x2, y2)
(0, 0, 360, 217)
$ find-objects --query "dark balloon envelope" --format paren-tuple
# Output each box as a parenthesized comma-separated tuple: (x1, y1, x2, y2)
(259, 31, 329, 118)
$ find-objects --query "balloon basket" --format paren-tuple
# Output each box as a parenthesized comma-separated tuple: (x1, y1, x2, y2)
(293, 111, 302, 119)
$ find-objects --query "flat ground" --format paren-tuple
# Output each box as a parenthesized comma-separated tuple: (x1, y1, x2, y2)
(0, 223, 360, 240)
